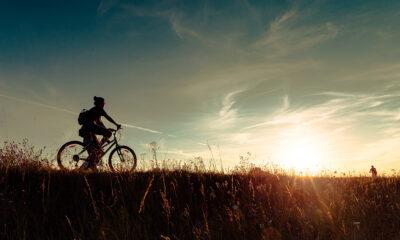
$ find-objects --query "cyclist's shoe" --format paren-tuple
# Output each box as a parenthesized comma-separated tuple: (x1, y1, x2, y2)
(89, 164, 98, 172)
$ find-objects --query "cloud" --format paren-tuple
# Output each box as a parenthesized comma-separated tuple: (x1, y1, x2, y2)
(44, 83, 58, 97)
(0, 93, 163, 134)
(97, 0, 119, 15)
(219, 90, 242, 123)
(121, 4, 212, 44)
(168, 13, 200, 39)
(235, 87, 400, 167)
(121, 123, 162, 134)
(244, 94, 291, 130)
(280, 95, 290, 112)
(337, 63, 400, 83)
(246, 90, 400, 131)
(270, 9, 298, 31)
(254, 9, 339, 56)
(210, 89, 245, 129)
(0, 93, 76, 115)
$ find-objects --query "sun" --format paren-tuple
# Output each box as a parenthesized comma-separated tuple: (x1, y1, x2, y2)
(276, 126, 327, 174)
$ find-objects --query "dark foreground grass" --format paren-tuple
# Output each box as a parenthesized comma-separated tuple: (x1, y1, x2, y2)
(1, 166, 400, 240)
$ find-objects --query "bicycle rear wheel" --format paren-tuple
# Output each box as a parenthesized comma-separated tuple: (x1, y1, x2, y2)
(57, 141, 88, 170)
(108, 145, 137, 172)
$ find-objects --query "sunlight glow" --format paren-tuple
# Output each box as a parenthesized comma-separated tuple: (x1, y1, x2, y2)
(276, 125, 328, 174)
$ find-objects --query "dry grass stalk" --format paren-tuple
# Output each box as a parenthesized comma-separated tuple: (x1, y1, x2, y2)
(139, 174, 155, 214)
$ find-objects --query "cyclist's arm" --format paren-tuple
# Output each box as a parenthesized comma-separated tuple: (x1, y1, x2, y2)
(104, 113, 119, 127)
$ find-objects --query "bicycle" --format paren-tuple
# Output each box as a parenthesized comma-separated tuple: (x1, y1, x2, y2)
(57, 128, 137, 172)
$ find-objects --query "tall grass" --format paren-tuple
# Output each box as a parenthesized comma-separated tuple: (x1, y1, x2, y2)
(0, 141, 399, 239)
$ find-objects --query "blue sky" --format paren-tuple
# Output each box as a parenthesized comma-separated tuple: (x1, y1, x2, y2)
(1, 0, 400, 172)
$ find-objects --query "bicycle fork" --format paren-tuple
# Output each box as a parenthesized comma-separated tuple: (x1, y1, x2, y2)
(117, 149, 126, 162)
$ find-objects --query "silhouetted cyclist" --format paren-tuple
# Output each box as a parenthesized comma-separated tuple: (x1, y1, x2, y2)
(79, 96, 121, 169)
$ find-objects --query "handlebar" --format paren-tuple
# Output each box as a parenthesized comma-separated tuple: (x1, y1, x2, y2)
(109, 127, 122, 132)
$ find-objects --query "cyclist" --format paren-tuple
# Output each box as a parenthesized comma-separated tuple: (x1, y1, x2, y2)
(79, 96, 121, 169)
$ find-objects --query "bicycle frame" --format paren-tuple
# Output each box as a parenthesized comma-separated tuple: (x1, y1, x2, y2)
(77, 130, 121, 161)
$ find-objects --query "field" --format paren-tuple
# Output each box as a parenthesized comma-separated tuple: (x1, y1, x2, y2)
(1, 141, 400, 240)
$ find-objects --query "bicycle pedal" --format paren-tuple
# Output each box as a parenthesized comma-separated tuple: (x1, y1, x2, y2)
(80, 161, 90, 169)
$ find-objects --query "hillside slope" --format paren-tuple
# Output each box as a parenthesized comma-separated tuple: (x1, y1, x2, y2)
(1, 166, 400, 240)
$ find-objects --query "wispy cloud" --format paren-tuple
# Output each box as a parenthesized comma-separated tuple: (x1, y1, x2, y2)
(97, 0, 119, 15)
(254, 8, 338, 56)
(270, 9, 298, 31)
(246, 90, 400, 131)
(168, 13, 202, 40)
(337, 63, 400, 83)
(280, 95, 290, 112)
(211, 89, 245, 129)
(43, 82, 58, 97)
(235, 87, 400, 167)
(0, 93, 76, 115)
(121, 4, 213, 44)
(0, 93, 162, 134)
(244, 95, 291, 130)
(121, 123, 162, 134)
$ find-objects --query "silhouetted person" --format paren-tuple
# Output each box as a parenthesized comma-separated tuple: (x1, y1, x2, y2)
(79, 96, 121, 169)
(369, 165, 377, 179)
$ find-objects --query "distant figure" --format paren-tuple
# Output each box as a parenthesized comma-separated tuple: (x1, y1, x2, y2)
(78, 96, 121, 169)
(369, 165, 377, 179)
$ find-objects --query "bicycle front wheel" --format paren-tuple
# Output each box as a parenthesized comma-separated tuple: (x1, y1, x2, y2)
(108, 145, 137, 172)
(57, 141, 88, 170)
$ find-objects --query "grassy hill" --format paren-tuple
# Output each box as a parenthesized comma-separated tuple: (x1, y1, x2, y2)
(1, 141, 400, 239)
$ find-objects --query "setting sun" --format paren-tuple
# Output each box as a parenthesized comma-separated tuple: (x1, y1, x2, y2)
(276, 126, 327, 173)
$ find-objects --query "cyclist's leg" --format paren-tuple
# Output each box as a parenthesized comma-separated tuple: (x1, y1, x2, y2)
(83, 125, 111, 169)
(80, 125, 100, 169)
(92, 125, 112, 147)
(88, 133, 101, 169)
(89, 125, 111, 168)
(80, 133, 95, 169)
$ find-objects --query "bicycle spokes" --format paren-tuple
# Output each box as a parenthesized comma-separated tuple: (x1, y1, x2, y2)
(58, 142, 89, 170)
(110, 147, 136, 171)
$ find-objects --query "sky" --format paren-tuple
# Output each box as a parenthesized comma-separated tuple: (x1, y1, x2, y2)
(1, 0, 400, 173)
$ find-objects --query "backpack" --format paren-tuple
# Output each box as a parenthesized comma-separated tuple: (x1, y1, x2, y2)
(78, 109, 90, 125)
